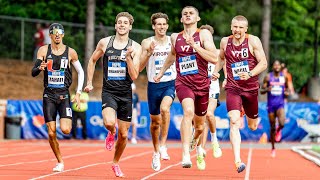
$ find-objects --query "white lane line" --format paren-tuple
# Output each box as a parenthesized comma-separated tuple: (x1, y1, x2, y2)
(0, 146, 76, 158)
(291, 146, 320, 166)
(244, 147, 253, 180)
(29, 150, 153, 180)
(0, 149, 104, 167)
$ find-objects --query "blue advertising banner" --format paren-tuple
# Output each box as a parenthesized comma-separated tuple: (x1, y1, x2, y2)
(6, 100, 319, 141)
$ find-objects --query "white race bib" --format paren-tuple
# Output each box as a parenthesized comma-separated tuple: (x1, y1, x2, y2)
(179, 55, 198, 76)
(108, 61, 126, 80)
(155, 59, 172, 76)
(48, 71, 65, 88)
(271, 85, 283, 96)
(231, 60, 249, 80)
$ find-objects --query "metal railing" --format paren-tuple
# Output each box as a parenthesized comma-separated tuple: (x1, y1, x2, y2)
(0, 15, 154, 62)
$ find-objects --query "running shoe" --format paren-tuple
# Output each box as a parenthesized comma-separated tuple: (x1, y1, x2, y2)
(275, 129, 282, 142)
(196, 153, 206, 170)
(181, 154, 192, 168)
(212, 142, 222, 158)
(112, 164, 125, 177)
(189, 138, 198, 152)
(271, 149, 276, 158)
(235, 162, 246, 173)
(151, 152, 161, 171)
(105, 132, 115, 151)
(197, 146, 206, 158)
(159, 146, 170, 160)
(53, 163, 64, 172)
(131, 138, 137, 144)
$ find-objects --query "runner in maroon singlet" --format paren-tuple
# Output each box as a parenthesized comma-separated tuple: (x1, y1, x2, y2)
(154, 6, 218, 169)
(212, 15, 267, 173)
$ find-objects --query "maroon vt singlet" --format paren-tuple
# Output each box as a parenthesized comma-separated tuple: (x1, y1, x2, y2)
(174, 29, 210, 93)
(225, 34, 259, 91)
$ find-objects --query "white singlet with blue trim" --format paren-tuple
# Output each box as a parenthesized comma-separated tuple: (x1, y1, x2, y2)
(147, 36, 176, 82)
(208, 62, 220, 96)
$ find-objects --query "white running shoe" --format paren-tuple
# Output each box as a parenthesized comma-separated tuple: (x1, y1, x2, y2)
(212, 142, 222, 158)
(159, 146, 170, 160)
(53, 163, 64, 172)
(151, 152, 161, 171)
(197, 146, 206, 158)
(131, 138, 137, 144)
(181, 154, 192, 168)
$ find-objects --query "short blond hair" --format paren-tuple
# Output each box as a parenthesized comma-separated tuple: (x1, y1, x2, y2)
(115, 12, 134, 25)
(181, 6, 199, 16)
(199, 24, 214, 35)
(151, 12, 169, 25)
(231, 15, 248, 26)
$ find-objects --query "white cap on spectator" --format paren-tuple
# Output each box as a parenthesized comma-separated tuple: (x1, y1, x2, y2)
(131, 83, 136, 90)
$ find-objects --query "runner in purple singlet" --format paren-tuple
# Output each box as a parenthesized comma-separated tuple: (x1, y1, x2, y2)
(261, 60, 289, 157)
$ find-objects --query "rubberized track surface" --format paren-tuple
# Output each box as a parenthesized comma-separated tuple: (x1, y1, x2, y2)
(0, 140, 319, 180)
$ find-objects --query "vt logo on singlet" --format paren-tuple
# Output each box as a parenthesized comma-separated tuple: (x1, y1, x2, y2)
(231, 48, 249, 58)
(47, 58, 68, 88)
(180, 41, 200, 53)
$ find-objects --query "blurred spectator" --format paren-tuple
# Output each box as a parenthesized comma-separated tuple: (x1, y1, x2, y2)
(33, 23, 44, 61)
(42, 23, 51, 45)
(71, 91, 89, 139)
(281, 63, 299, 100)
(131, 83, 140, 144)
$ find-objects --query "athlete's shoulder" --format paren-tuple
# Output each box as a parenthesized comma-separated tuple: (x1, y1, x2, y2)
(199, 28, 211, 36)
(141, 37, 152, 47)
(131, 40, 142, 48)
(220, 37, 229, 45)
(248, 34, 260, 43)
(99, 36, 112, 45)
(38, 45, 49, 56)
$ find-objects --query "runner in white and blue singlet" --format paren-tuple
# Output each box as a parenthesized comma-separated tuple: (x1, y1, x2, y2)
(140, 12, 176, 172)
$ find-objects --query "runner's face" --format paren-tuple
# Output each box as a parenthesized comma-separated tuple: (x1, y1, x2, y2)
(152, 18, 168, 36)
(50, 31, 64, 45)
(273, 61, 281, 73)
(115, 16, 132, 35)
(181, 8, 199, 25)
(231, 20, 248, 39)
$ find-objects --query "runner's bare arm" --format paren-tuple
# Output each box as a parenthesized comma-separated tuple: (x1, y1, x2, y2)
(139, 38, 152, 72)
(126, 41, 142, 80)
(31, 45, 48, 77)
(213, 38, 227, 74)
(260, 74, 270, 94)
(249, 35, 268, 76)
(192, 29, 218, 63)
(86, 37, 109, 87)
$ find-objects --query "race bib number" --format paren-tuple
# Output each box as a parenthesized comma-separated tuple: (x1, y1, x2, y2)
(155, 59, 172, 76)
(179, 55, 198, 76)
(108, 61, 126, 80)
(66, 107, 72, 117)
(193, 41, 201, 53)
(231, 60, 249, 80)
(271, 85, 283, 96)
(120, 50, 127, 61)
(241, 48, 249, 58)
(48, 71, 65, 88)
(60, 58, 68, 69)
(208, 63, 215, 78)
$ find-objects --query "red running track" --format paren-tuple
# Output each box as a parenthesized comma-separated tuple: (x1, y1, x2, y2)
(0, 140, 319, 180)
